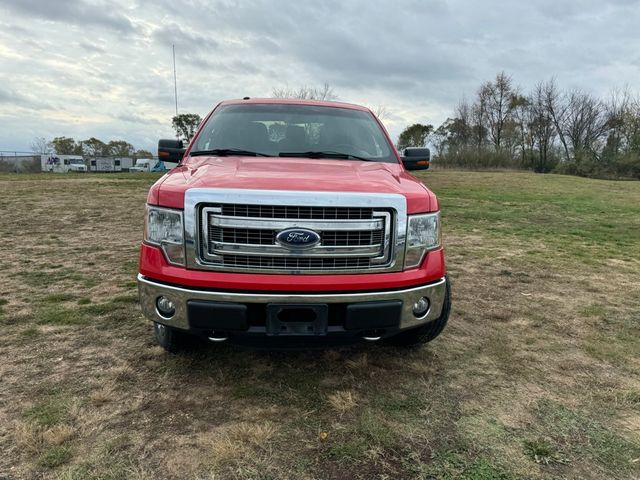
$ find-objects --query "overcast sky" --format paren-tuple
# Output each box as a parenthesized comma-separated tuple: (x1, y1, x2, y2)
(1, 0, 639, 153)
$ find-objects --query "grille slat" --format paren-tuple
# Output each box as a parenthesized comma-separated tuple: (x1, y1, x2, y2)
(221, 254, 372, 270)
(209, 226, 383, 247)
(321, 230, 383, 247)
(209, 226, 274, 245)
(219, 204, 374, 220)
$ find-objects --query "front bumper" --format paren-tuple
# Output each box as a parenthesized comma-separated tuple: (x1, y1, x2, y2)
(137, 274, 447, 338)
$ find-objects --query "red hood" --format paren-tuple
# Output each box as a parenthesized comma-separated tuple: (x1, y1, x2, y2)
(150, 156, 438, 213)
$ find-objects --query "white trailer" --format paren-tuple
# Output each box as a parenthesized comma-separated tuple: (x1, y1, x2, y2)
(88, 157, 134, 172)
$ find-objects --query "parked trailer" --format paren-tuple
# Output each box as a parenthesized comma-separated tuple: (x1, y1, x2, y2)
(88, 157, 134, 172)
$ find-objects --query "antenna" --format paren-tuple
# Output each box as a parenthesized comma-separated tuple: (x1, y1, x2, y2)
(172, 44, 178, 117)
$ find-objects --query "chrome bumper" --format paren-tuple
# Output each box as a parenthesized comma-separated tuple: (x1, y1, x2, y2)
(137, 274, 447, 332)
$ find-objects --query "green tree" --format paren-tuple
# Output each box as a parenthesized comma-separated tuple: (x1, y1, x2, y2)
(107, 140, 136, 157)
(172, 113, 202, 142)
(397, 124, 434, 150)
(134, 149, 153, 159)
(80, 137, 108, 156)
(50, 137, 81, 155)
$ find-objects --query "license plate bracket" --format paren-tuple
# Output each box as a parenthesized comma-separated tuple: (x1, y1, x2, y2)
(266, 303, 328, 336)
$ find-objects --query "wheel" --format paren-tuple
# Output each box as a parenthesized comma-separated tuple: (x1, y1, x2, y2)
(385, 277, 452, 347)
(153, 322, 191, 353)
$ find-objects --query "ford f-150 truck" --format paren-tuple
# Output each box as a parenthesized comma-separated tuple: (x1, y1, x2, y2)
(138, 98, 451, 351)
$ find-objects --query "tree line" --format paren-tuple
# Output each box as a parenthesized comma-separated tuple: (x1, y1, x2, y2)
(32, 136, 154, 159)
(401, 72, 640, 179)
(31, 114, 206, 158)
(33, 82, 640, 179)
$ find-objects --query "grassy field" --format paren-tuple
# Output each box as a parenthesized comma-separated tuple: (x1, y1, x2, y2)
(0, 170, 639, 480)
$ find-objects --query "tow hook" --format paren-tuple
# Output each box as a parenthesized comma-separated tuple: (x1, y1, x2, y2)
(208, 331, 229, 342)
(362, 330, 384, 341)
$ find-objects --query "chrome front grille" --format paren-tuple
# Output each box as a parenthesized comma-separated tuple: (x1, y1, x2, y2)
(200, 204, 392, 273)
(183, 189, 408, 275)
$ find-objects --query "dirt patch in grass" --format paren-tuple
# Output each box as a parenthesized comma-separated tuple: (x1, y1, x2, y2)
(0, 171, 639, 479)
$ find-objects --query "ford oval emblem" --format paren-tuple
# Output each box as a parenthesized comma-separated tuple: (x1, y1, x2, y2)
(276, 228, 321, 249)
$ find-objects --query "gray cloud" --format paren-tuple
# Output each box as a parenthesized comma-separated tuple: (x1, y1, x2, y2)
(78, 40, 107, 54)
(111, 111, 163, 125)
(0, 0, 135, 33)
(0, 86, 54, 110)
(152, 22, 219, 52)
(1, 0, 639, 152)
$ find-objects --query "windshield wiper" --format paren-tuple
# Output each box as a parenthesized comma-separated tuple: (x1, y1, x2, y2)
(279, 151, 374, 162)
(190, 148, 272, 157)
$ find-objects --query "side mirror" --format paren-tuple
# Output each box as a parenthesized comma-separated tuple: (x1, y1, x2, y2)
(401, 147, 430, 171)
(158, 139, 185, 163)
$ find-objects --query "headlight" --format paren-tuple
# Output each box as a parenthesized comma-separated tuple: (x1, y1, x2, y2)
(144, 205, 185, 265)
(405, 212, 441, 269)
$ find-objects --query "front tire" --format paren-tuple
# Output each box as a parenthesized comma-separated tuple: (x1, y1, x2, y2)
(385, 277, 451, 347)
(153, 322, 191, 353)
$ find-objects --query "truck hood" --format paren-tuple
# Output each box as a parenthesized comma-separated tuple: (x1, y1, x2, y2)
(152, 156, 438, 213)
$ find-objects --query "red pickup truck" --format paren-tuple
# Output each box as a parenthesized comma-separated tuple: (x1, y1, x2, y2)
(138, 98, 451, 351)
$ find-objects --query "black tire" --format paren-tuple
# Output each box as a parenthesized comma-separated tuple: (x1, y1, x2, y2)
(153, 322, 191, 353)
(385, 277, 452, 347)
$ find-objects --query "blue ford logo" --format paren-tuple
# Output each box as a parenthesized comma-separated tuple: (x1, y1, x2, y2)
(276, 228, 321, 249)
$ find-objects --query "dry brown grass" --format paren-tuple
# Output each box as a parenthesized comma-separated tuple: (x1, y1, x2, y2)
(14, 422, 77, 456)
(202, 421, 280, 478)
(326, 390, 359, 415)
(14, 422, 48, 455)
(0, 171, 639, 479)
(89, 386, 116, 406)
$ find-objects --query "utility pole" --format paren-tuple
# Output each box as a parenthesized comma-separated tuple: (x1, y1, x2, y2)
(172, 44, 178, 117)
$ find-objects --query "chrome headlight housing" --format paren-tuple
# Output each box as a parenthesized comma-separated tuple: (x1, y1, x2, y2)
(144, 205, 185, 265)
(405, 212, 441, 269)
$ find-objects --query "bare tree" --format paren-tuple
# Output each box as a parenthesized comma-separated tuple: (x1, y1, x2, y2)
(563, 90, 608, 159)
(472, 84, 490, 150)
(30, 137, 51, 154)
(529, 82, 557, 172)
(543, 79, 571, 162)
(604, 88, 633, 159)
(431, 120, 451, 156)
(454, 98, 473, 148)
(372, 105, 390, 121)
(438, 73, 640, 177)
(272, 83, 337, 101)
(509, 93, 534, 164)
(620, 94, 640, 151)
(485, 72, 516, 150)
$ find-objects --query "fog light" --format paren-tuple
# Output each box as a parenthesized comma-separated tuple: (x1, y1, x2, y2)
(412, 297, 430, 318)
(156, 296, 176, 318)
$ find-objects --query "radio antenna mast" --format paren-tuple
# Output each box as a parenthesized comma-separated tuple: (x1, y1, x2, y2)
(172, 44, 178, 116)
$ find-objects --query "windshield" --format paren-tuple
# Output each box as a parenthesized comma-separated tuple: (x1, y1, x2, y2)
(69, 159, 84, 164)
(192, 103, 397, 163)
